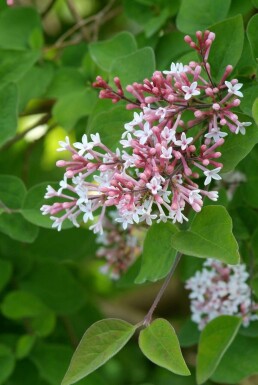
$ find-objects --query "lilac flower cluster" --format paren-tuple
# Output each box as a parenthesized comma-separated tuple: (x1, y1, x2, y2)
(185, 259, 258, 330)
(96, 213, 142, 279)
(41, 31, 251, 234)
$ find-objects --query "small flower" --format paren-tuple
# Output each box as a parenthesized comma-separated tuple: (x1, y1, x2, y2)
(160, 146, 173, 159)
(161, 126, 176, 142)
(203, 167, 222, 185)
(182, 81, 200, 100)
(189, 189, 201, 204)
(58, 176, 68, 195)
(90, 133, 101, 145)
(73, 134, 93, 156)
(146, 177, 162, 195)
(225, 81, 243, 97)
(134, 122, 153, 145)
(57, 136, 70, 152)
(235, 121, 251, 135)
(205, 128, 228, 142)
(174, 132, 193, 150)
(50, 216, 63, 231)
(163, 62, 188, 75)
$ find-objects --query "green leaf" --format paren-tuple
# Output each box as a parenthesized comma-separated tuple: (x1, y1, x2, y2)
(0, 344, 15, 385)
(17, 62, 54, 112)
(32, 343, 73, 385)
(240, 85, 258, 117)
(0, 7, 42, 50)
(139, 318, 190, 376)
(89, 31, 137, 72)
(16, 335, 36, 360)
(20, 261, 86, 315)
(247, 14, 258, 61)
(171, 206, 240, 264)
(0, 49, 39, 90)
(61, 319, 136, 385)
(45, 67, 85, 98)
(53, 88, 97, 130)
(0, 83, 18, 147)
(1, 290, 50, 319)
(110, 47, 155, 89)
(176, 0, 231, 34)
(196, 315, 241, 384)
(0, 259, 12, 293)
(135, 222, 178, 283)
(0, 212, 39, 243)
(212, 334, 258, 383)
(178, 318, 200, 348)
(209, 15, 244, 81)
(88, 105, 133, 150)
(0, 175, 26, 209)
(220, 115, 258, 173)
(252, 98, 258, 125)
(21, 182, 72, 229)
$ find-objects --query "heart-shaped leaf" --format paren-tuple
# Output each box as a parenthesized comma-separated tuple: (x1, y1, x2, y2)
(171, 206, 240, 264)
(196, 315, 241, 384)
(62, 319, 137, 385)
(139, 318, 190, 376)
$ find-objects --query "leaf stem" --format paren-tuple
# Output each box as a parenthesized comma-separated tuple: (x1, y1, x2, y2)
(142, 252, 182, 326)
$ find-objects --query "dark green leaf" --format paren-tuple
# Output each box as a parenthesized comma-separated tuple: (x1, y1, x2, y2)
(110, 47, 155, 89)
(196, 315, 241, 384)
(176, 0, 231, 34)
(247, 14, 258, 61)
(0, 259, 12, 292)
(135, 222, 178, 283)
(45, 67, 86, 98)
(240, 85, 258, 117)
(212, 334, 258, 383)
(16, 335, 36, 360)
(171, 206, 240, 264)
(62, 319, 136, 385)
(0, 213, 39, 243)
(209, 15, 244, 81)
(0, 49, 39, 90)
(0, 83, 18, 147)
(0, 175, 26, 209)
(0, 344, 15, 385)
(89, 31, 137, 72)
(253, 97, 258, 126)
(178, 318, 200, 347)
(0, 7, 42, 50)
(53, 88, 97, 130)
(139, 318, 190, 375)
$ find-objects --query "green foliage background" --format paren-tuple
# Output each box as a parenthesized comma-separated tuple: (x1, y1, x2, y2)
(0, 0, 258, 384)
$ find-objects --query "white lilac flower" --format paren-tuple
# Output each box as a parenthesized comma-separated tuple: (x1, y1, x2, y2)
(160, 146, 173, 159)
(134, 121, 153, 145)
(225, 81, 243, 97)
(57, 136, 70, 152)
(186, 259, 258, 330)
(235, 121, 251, 135)
(146, 176, 162, 195)
(182, 81, 200, 100)
(205, 127, 228, 142)
(58, 176, 68, 195)
(203, 167, 222, 185)
(90, 133, 101, 145)
(73, 134, 93, 156)
(161, 126, 176, 142)
(174, 132, 193, 150)
(163, 62, 188, 75)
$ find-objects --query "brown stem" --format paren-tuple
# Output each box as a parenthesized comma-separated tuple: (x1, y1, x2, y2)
(142, 252, 183, 326)
(41, 0, 56, 18)
(61, 316, 79, 348)
(66, 0, 90, 41)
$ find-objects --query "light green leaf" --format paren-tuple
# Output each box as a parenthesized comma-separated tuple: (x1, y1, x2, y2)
(0, 7, 42, 50)
(88, 105, 133, 150)
(89, 31, 137, 72)
(139, 318, 190, 376)
(0, 83, 18, 147)
(0, 49, 39, 90)
(212, 334, 258, 383)
(209, 15, 244, 81)
(171, 206, 240, 264)
(135, 222, 178, 283)
(45, 67, 85, 98)
(196, 315, 241, 384)
(252, 98, 258, 125)
(53, 88, 97, 130)
(0, 260, 12, 293)
(61, 319, 136, 385)
(176, 0, 231, 34)
(0, 344, 15, 385)
(247, 14, 258, 61)
(110, 47, 155, 89)
(220, 114, 258, 173)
